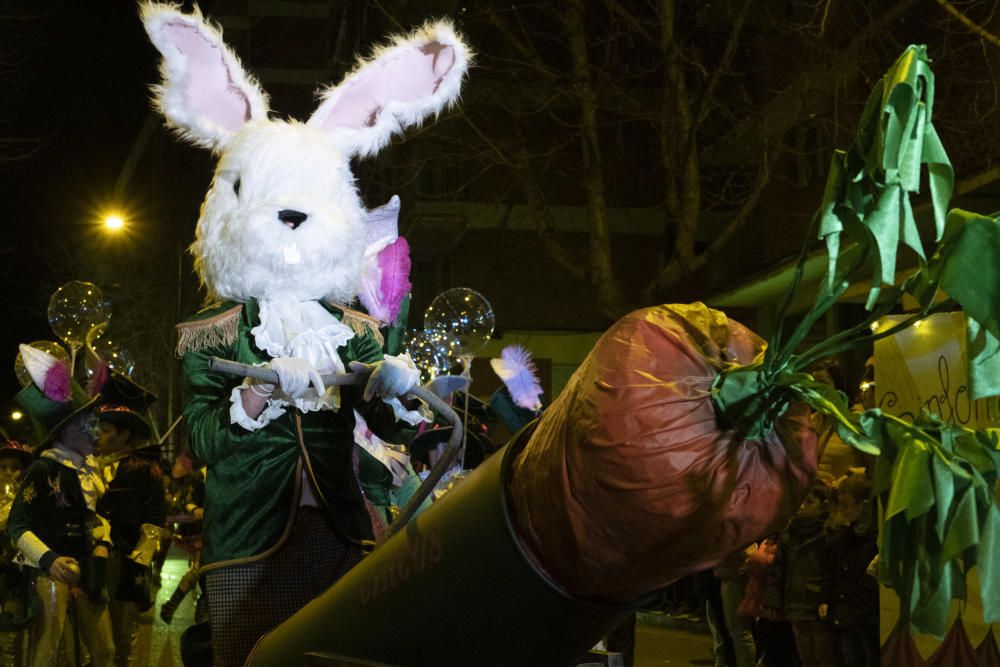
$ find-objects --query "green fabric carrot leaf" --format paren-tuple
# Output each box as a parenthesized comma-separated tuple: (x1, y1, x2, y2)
(817, 45, 953, 309)
(867, 413, 1000, 636)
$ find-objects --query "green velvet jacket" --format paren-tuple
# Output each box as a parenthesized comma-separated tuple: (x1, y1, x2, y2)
(179, 298, 410, 571)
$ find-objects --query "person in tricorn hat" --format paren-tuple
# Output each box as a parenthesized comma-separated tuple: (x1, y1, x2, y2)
(7, 344, 115, 666)
(93, 369, 167, 667)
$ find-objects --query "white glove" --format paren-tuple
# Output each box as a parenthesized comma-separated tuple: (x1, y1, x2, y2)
(267, 357, 325, 398)
(349, 354, 420, 401)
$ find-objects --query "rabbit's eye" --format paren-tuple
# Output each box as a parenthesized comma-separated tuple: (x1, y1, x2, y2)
(233, 178, 241, 196)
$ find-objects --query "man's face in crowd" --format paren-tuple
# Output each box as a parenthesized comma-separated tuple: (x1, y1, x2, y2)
(57, 411, 99, 455)
(96, 421, 131, 454)
(813, 369, 834, 388)
(0, 454, 24, 481)
(172, 457, 190, 479)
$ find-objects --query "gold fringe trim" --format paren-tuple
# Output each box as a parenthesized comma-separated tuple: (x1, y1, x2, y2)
(175, 305, 243, 357)
(328, 302, 385, 347)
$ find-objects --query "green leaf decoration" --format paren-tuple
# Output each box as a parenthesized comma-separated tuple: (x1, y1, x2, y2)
(782, 373, 879, 454)
(978, 505, 1000, 622)
(867, 413, 1000, 637)
(709, 44, 1000, 639)
(710, 361, 777, 441)
(817, 45, 953, 308)
(924, 209, 1000, 400)
(942, 487, 978, 563)
(930, 454, 955, 539)
(883, 424, 934, 522)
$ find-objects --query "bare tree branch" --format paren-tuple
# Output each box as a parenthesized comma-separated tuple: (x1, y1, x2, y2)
(700, 0, 921, 168)
(934, 0, 1000, 47)
(565, 0, 629, 314)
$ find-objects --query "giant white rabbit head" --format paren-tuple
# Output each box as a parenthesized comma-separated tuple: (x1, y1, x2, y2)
(141, 3, 470, 304)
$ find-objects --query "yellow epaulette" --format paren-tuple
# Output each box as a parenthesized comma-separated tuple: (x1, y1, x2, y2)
(175, 303, 243, 357)
(328, 302, 385, 347)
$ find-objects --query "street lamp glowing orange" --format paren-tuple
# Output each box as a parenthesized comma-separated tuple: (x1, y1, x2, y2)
(103, 214, 125, 231)
(10, 411, 22, 421)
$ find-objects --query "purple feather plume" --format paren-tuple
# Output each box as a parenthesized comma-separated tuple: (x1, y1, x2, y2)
(360, 237, 412, 323)
(495, 345, 543, 410)
(43, 360, 71, 403)
(87, 359, 110, 398)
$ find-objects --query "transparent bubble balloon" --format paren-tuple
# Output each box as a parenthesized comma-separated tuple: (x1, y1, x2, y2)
(424, 288, 495, 357)
(14, 340, 70, 389)
(85, 322, 135, 378)
(405, 328, 460, 383)
(47, 281, 110, 349)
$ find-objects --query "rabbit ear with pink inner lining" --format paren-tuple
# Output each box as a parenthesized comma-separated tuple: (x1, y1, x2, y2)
(308, 20, 471, 159)
(141, 2, 270, 151)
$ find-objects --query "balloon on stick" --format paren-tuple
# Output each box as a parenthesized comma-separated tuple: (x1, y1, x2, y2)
(424, 288, 494, 471)
(47, 281, 110, 372)
(424, 288, 495, 357)
(85, 321, 135, 378)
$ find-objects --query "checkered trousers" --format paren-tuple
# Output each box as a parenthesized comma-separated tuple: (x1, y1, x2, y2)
(204, 508, 363, 667)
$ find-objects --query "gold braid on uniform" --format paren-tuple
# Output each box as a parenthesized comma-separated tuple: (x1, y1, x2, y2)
(175, 305, 242, 357)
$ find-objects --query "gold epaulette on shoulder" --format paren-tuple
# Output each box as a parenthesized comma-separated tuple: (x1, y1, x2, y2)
(175, 304, 243, 357)
(328, 302, 384, 347)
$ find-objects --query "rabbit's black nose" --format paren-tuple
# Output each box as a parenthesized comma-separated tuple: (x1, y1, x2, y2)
(278, 209, 308, 229)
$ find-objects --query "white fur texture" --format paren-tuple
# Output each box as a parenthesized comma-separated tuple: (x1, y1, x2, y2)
(142, 3, 269, 151)
(141, 3, 471, 305)
(308, 20, 472, 158)
(192, 121, 365, 303)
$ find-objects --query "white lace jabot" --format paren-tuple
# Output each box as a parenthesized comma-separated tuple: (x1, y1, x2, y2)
(229, 298, 430, 431)
(251, 299, 355, 413)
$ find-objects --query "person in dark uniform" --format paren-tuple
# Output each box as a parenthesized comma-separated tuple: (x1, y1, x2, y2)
(94, 372, 167, 667)
(8, 345, 115, 667)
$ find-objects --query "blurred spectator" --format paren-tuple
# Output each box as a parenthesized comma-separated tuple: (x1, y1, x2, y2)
(809, 359, 865, 479)
(777, 480, 838, 667)
(160, 454, 205, 626)
(713, 547, 757, 667)
(698, 568, 736, 667)
(822, 474, 879, 666)
(0, 440, 35, 665)
(95, 388, 167, 667)
(737, 534, 798, 666)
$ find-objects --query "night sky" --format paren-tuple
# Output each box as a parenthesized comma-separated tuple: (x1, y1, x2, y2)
(2, 2, 174, 429)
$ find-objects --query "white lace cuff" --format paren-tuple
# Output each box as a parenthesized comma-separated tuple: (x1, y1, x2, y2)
(383, 396, 433, 425)
(16, 531, 50, 568)
(230, 383, 287, 431)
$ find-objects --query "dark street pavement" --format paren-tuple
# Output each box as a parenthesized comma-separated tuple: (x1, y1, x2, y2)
(143, 548, 713, 666)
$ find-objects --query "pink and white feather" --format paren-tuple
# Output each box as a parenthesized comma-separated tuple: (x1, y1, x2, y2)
(19, 344, 72, 403)
(358, 196, 412, 323)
